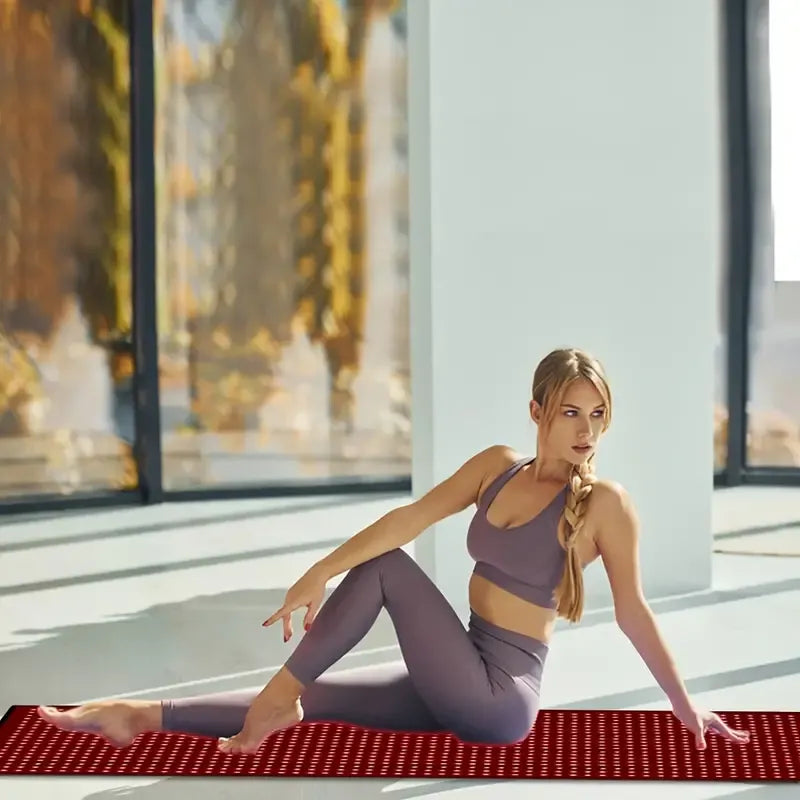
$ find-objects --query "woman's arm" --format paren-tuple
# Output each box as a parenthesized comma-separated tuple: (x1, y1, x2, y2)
(594, 482, 750, 749)
(313, 444, 516, 582)
(265, 445, 518, 639)
(593, 482, 692, 709)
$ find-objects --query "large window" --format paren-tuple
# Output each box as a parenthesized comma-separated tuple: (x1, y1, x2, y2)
(1, 0, 795, 510)
(745, 0, 800, 469)
(154, 0, 410, 490)
(0, 1, 137, 499)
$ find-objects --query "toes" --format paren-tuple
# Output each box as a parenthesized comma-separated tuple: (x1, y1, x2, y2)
(226, 737, 246, 753)
(37, 706, 72, 729)
(218, 734, 260, 755)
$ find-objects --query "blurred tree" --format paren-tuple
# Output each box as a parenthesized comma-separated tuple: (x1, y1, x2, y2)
(288, 0, 399, 432)
(294, 0, 400, 432)
(159, 0, 400, 436)
(0, 0, 78, 428)
(0, 0, 80, 342)
(188, 0, 296, 432)
(66, 0, 133, 384)
(186, 0, 365, 434)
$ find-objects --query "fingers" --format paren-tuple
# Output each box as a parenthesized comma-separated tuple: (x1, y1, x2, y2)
(708, 714, 751, 743)
(283, 614, 293, 642)
(681, 709, 752, 752)
(303, 600, 320, 631)
(262, 605, 288, 627)
(264, 602, 297, 629)
(695, 729, 706, 751)
(264, 599, 321, 641)
(262, 605, 294, 641)
(695, 713, 752, 749)
(691, 714, 707, 750)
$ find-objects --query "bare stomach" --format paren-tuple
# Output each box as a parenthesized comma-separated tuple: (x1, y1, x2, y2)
(468, 573, 557, 643)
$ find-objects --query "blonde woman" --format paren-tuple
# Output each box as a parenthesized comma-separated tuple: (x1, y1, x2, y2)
(39, 348, 751, 755)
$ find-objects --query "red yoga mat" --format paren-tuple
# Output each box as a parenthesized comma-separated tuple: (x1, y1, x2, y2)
(0, 705, 798, 781)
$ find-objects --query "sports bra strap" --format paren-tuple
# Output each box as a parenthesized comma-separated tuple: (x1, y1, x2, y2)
(478, 456, 536, 509)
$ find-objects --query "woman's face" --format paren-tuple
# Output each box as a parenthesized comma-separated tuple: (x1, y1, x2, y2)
(531, 378, 607, 464)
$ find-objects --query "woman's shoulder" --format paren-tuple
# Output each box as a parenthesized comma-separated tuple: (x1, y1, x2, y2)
(586, 477, 641, 555)
(479, 444, 531, 473)
(472, 444, 529, 505)
(590, 476, 631, 502)
(588, 476, 637, 533)
(590, 475, 626, 497)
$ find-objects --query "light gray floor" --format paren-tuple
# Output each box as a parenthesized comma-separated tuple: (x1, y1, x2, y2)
(0, 486, 799, 799)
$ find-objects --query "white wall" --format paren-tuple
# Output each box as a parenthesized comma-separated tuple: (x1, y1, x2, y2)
(409, 0, 721, 620)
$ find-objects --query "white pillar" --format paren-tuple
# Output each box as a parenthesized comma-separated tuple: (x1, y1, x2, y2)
(409, 0, 720, 620)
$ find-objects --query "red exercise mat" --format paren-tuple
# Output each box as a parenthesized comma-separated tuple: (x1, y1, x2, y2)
(0, 706, 798, 781)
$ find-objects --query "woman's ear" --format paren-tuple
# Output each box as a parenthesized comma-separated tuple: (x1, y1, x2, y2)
(529, 400, 541, 425)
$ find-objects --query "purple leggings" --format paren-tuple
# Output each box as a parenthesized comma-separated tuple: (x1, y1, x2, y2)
(161, 548, 549, 745)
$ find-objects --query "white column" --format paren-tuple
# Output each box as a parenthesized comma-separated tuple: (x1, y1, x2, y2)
(409, 0, 721, 619)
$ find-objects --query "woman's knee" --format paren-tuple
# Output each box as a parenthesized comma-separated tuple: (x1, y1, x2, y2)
(354, 548, 412, 573)
(378, 547, 412, 564)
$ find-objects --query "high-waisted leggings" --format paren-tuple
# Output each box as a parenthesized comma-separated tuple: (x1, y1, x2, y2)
(161, 548, 549, 745)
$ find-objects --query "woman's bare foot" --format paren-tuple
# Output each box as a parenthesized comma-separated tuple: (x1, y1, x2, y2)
(37, 701, 161, 748)
(218, 667, 305, 755)
(218, 698, 304, 755)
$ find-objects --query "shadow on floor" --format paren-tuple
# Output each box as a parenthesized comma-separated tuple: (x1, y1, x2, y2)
(0, 494, 397, 555)
(1, 585, 398, 708)
(82, 776, 498, 800)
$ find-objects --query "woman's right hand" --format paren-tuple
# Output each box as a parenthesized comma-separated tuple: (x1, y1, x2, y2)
(262, 564, 328, 642)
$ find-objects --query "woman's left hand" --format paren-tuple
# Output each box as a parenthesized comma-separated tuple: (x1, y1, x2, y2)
(672, 703, 751, 750)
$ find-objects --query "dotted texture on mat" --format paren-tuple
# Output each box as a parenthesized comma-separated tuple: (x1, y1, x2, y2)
(0, 707, 798, 781)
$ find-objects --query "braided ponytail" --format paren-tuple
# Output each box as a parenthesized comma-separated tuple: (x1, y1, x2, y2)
(554, 457, 597, 623)
(530, 347, 612, 622)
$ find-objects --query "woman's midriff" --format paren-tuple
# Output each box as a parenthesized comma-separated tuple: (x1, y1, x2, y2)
(468, 573, 557, 643)
(468, 528, 600, 642)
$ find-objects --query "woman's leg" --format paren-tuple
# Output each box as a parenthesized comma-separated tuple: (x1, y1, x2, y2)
(162, 662, 444, 739)
(37, 551, 448, 747)
(288, 549, 494, 715)
(221, 548, 534, 752)
(40, 549, 537, 749)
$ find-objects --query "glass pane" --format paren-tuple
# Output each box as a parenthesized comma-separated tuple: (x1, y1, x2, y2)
(0, 0, 137, 499)
(155, 0, 410, 489)
(746, 0, 800, 469)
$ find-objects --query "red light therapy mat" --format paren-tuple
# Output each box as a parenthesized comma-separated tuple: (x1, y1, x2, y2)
(1, 706, 798, 782)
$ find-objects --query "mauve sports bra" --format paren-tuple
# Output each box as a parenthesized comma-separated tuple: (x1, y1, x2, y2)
(467, 456, 570, 610)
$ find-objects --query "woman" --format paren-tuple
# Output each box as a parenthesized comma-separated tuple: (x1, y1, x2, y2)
(38, 348, 751, 754)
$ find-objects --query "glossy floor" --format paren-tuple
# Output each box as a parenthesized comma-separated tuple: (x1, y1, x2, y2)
(0, 486, 798, 799)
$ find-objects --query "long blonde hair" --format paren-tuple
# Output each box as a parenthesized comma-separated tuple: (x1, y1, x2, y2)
(530, 348, 612, 623)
